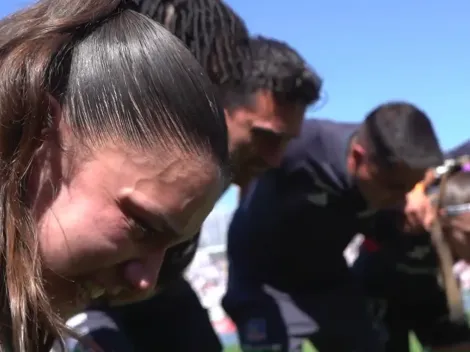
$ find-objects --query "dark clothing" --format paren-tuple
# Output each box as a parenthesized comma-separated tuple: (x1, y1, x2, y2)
(377, 299, 470, 352)
(349, 142, 470, 351)
(60, 277, 222, 351)
(227, 119, 369, 292)
(353, 200, 470, 351)
(224, 119, 385, 352)
(353, 239, 470, 351)
(223, 280, 385, 352)
(446, 139, 470, 159)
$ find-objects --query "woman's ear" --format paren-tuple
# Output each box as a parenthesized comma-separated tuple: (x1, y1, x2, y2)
(45, 93, 62, 135)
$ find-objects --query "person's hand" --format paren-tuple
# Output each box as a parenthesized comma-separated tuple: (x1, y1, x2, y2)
(403, 183, 435, 233)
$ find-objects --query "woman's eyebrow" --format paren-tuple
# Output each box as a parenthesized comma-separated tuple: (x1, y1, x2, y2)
(132, 205, 184, 241)
(120, 195, 190, 240)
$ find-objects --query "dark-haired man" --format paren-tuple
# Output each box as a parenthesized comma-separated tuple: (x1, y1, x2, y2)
(447, 139, 470, 159)
(222, 102, 443, 352)
(223, 36, 321, 189)
(59, 32, 322, 351)
(352, 139, 470, 352)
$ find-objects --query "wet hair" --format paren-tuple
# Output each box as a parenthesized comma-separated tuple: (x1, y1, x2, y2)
(225, 35, 322, 111)
(0, 0, 228, 350)
(136, 0, 250, 90)
(358, 101, 443, 169)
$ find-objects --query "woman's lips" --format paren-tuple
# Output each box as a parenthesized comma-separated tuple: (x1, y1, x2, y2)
(107, 288, 156, 306)
(82, 280, 155, 306)
(82, 281, 125, 300)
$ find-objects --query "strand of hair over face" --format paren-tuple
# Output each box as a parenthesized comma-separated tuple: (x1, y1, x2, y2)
(136, 0, 250, 88)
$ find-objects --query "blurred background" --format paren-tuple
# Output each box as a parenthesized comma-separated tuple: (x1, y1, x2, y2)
(3, 1, 469, 350)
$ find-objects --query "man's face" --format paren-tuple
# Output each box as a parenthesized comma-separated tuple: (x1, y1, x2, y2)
(350, 142, 427, 209)
(226, 90, 306, 186)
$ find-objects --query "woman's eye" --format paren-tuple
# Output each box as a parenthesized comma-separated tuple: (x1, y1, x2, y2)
(130, 218, 175, 249)
(129, 218, 154, 241)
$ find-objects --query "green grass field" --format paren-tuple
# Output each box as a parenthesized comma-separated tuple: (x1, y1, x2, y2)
(223, 333, 424, 351)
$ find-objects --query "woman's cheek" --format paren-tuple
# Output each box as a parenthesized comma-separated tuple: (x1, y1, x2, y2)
(449, 231, 470, 262)
(90, 227, 138, 268)
(61, 229, 135, 277)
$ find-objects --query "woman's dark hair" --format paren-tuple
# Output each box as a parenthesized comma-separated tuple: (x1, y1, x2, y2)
(0, 0, 228, 350)
(136, 0, 250, 91)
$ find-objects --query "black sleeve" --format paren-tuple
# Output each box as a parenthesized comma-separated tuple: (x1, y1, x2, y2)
(227, 169, 308, 259)
(414, 315, 470, 348)
(232, 168, 353, 254)
(56, 310, 135, 352)
(410, 292, 470, 348)
(229, 171, 288, 238)
(72, 330, 135, 352)
(357, 210, 403, 244)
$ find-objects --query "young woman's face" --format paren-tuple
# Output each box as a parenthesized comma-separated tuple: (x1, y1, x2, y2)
(32, 141, 223, 316)
(445, 213, 470, 261)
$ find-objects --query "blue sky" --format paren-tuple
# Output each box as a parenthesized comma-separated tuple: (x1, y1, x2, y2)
(2, 1, 469, 212)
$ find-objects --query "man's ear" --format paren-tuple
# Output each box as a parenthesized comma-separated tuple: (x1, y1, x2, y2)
(348, 141, 366, 173)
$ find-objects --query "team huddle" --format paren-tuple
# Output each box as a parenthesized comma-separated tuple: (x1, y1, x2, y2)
(0, 0, 468, 351)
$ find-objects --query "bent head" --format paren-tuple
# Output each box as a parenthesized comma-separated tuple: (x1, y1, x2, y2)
(0, 0, 228, 348)
(225, 36, 322, 186)
(348, 101, 443, 209)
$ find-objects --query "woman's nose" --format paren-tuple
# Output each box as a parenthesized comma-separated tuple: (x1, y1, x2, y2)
(122, 249, 165, 292)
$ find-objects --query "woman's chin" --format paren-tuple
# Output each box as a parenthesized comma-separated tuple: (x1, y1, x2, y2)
(44, 277, 90, 319)
(107, 288, 156, 306)
(46, 272, 156, 316)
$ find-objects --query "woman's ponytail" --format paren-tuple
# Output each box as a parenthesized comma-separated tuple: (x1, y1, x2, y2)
(0, 1, 133, 350)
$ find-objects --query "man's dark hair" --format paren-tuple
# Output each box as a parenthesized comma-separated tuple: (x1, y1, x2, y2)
(136, 0, 250, 89)
(446, 140, 470, 159)
(359, 101, 443, 169)
(225, 35, 322, 111)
